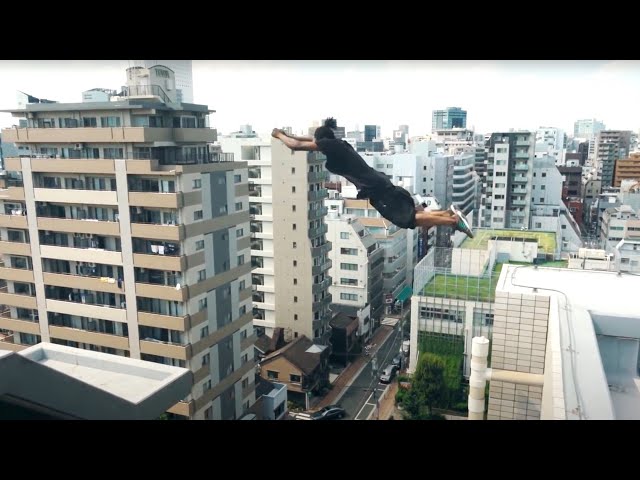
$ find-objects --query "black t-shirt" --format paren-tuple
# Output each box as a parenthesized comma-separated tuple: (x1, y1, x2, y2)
(315, 138, 391, 194)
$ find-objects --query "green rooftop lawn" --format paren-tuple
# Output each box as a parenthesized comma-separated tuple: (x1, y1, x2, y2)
(422, 264, 503, 302)
(421, 260, 568, 302)
(461, 229, 557, 253)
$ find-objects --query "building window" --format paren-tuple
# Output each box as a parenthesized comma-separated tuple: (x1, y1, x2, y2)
(100, 116, 121, 127)
(236, 228, 244, 237)
(267, 370, 279, 380)
(293, 242, 297, 248)
(201, 326, 209, 338)
(198, 269, 207, 281)
(196, 239, 205, 250)
(238, 254, 245, 265)
(535, 222, 542, 229)
(340, 293, 358, 301)
(235, 202, 243, 211)
(291, 167, 296, 174)
(192, 179, 202, 189)
(293, 260, 297, 267)
(203, 379, 212, 393)
(294, 314, 298, 320)
(294, 332, 298, 338)
(294, 296, 298, 303)
(83, 117, 97, 127)
(290, 374, 301, 383)
(542, 172, 547, 177)
(340, 248, 358, 255)
(194, 210, 203, 221)
(540, 198, 544, 202)
(340, 232, 349, 239)
(292, 205, 296, 212)
(199, 298, 208, 311)
(202, 353, 210, 366)
(234, 174, 242, 183)
(292, 186, 296, 193)
(239, 305, 247, 315)
(242, 378, 249, 389)
(341, 278, 358, 286)
(204, 406, 213, 420)
(340, 263, 358, 271)
(541, 185, 546, 190)
(239, 280, 246, 291)
(293, 278, 298, 285)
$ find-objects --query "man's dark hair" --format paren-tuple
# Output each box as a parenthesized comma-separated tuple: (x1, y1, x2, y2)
(314, 117, 337, 141)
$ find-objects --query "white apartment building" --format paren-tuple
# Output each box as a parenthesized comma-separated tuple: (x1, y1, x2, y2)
(535, 127, 565, 166)
(220, 128, 333, 345)
(482, 132, 535, 229)
(531, 156, 583, 252)
(325, 211, 384, 335)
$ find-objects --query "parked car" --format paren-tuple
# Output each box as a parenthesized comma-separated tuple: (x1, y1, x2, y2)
(379, 364, 398, 384)
(392, 354, 403, 368)
(311, 405, 346, 420)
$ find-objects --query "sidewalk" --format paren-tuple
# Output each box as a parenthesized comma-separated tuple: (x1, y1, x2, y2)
(377, 382, 399, 420)
(312, 325, 394, 410)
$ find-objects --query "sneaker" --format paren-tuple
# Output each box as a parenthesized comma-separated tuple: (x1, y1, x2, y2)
(450, 205, 474, 239)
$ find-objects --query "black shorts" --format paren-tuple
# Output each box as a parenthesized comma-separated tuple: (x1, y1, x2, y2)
(367, 185, 417, 230)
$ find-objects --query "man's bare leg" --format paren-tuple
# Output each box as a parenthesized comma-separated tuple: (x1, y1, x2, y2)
(415, 206, 455, 217)
(414, 211, 458, 229)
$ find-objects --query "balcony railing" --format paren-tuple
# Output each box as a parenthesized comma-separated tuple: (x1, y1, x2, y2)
(131, 151, 234, 165)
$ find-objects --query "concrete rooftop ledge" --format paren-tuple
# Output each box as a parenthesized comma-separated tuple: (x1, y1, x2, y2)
(0, 342, 192, 420)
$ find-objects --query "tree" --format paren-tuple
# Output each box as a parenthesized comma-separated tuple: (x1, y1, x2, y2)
(403, 352, 446, 420)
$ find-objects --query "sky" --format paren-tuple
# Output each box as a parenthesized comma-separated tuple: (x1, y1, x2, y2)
(1, 60, 639, 138)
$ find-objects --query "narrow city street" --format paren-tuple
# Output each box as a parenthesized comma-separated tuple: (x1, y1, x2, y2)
(339, 310, 409, 420)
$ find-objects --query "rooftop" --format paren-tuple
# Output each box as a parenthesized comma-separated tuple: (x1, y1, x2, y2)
(497, 265, 640, 420)
(0, 343, 191, 420)
(461, 229, 557, 254)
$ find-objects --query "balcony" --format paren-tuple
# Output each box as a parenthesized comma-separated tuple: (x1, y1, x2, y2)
(139, 339, 189, 361)
(0, 267, 34, 283)
(137, 311, 190, 332)
(37, 217, 120, 236)
(0, 312, 40, 335)
(311, 241, 332, 257)
(48, 325, 130, 351)
(313, 294, 333, 310)
(0, 241, 31, 256)
(135, 282, 186, 302)
(42, 272, 122, 294)
(0, 187, 25, 201)
(130, 223, 183, 242)
(311, 260, 332, 276)
(6, 156, 116, 174)
(512, 199, 527, 207)
(514, 163, 529, 171)
(308, 170, 328, 182)
(308, 223, 328, 239)
(0, 289, 37, 309)
(128, 192, 181, 209)
(512, 188, 527, 194)
(133, 253, 185, 271)
(312, 277, 331, 294)
(0, 214, 28, 228)
(308, 189, 328, 201)
(34, 188, 118, 206)
(39, 245, 123, 266)
(515, 151, 530, 159)
(512, 175, 528, 183)
(1, 127, 217, 144)
(45, 298, 126, 323)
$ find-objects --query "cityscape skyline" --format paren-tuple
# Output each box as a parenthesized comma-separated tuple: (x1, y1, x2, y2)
(1, 60, 639, 137)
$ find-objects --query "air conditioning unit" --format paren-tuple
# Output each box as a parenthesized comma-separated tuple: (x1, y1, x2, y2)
(74, 143, 84, 150)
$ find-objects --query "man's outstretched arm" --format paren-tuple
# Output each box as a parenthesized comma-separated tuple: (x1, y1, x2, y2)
(272, 128, 318, 151)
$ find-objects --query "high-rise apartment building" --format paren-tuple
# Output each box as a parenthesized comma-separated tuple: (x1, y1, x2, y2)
(324, 210, 384, 329)
(0, 66, 255, 420)
(573, 118, 606, 139)
(614, 152, 640, 187)
(594, 130, 632, 188)
(481, 132, 535, 229)
(220, 129, 333, 345)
